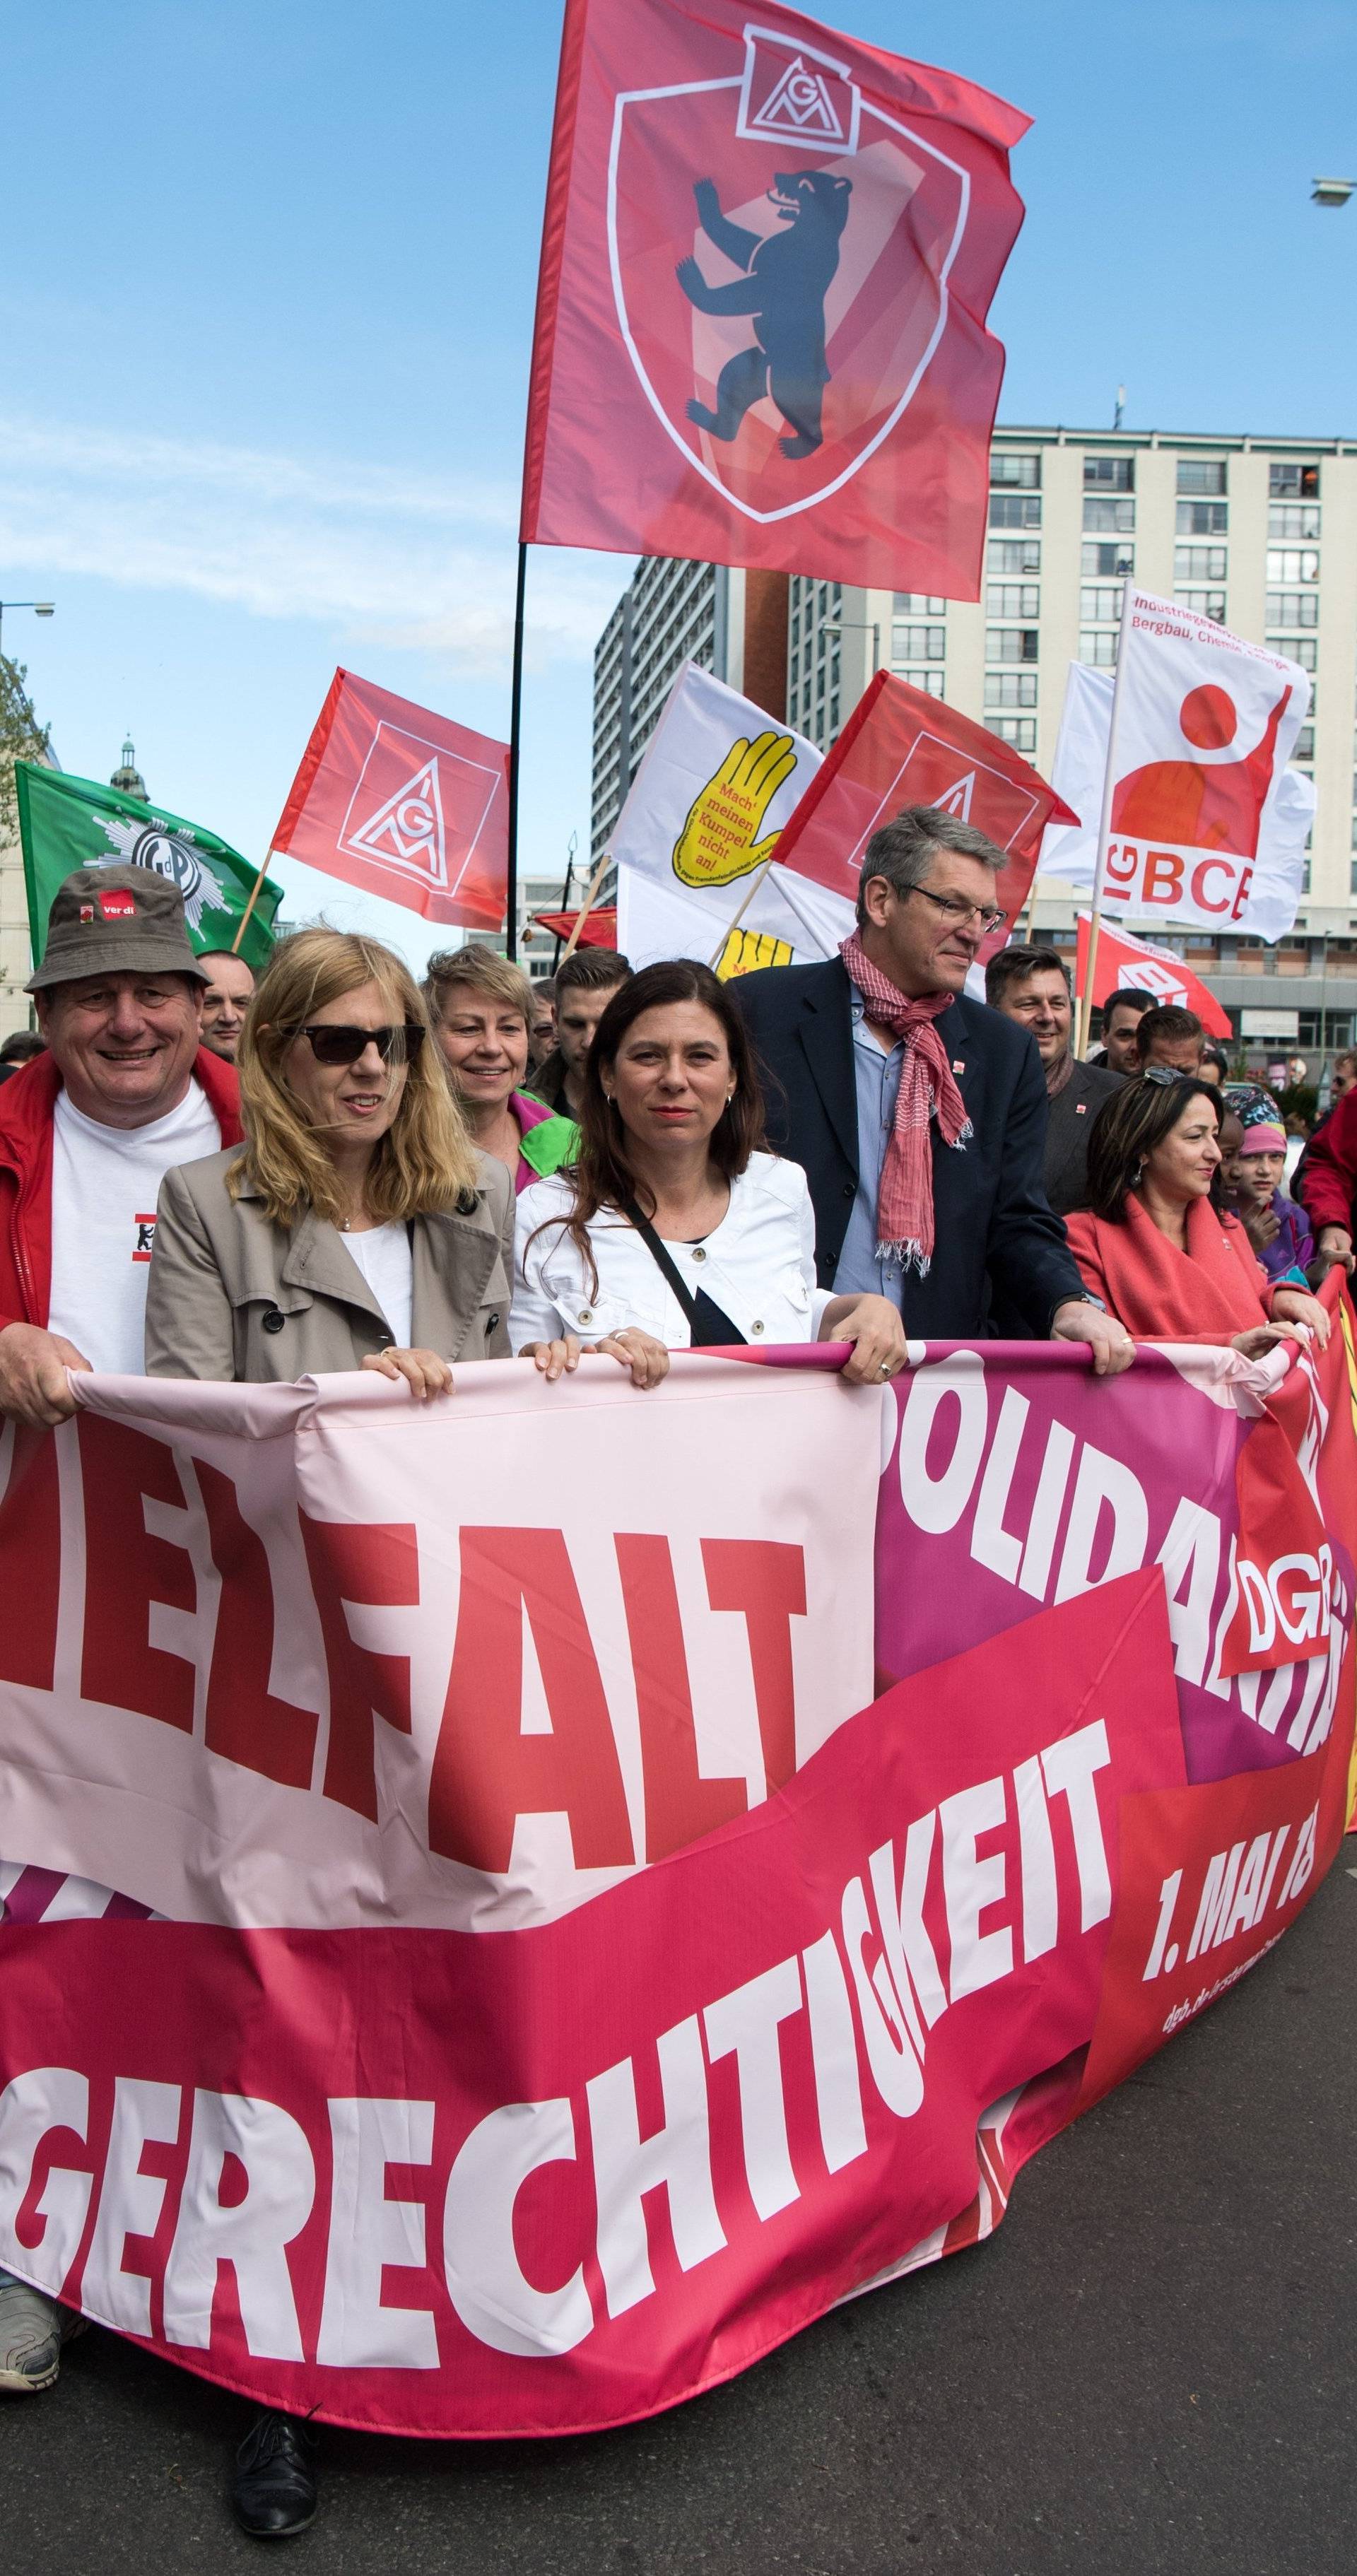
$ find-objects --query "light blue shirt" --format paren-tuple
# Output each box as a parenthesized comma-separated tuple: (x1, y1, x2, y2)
(833, 993, 906, 1299)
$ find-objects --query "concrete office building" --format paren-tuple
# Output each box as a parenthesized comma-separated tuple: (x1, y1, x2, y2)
(590, 558, 789, 864)
(789, 426, 1357, 1064)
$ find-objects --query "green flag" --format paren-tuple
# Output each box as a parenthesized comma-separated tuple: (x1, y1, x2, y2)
(15, 763, 283, 974)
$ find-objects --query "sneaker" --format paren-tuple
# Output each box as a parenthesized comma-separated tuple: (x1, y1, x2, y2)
(0, 2275, 86, 2393)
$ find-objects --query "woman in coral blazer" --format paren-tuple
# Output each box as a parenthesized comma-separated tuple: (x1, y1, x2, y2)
(1065, 1071, 1329, 1352)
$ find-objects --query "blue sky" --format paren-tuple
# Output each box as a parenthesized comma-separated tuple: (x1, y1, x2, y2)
(4, 0, 1356, 969)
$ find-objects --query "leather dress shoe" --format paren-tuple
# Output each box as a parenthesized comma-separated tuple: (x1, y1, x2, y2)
(230, 2409, 318, 2539)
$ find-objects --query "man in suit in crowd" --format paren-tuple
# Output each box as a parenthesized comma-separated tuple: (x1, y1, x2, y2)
(985, 943, 1122, 1216)
(732, 808, 1132, 1366)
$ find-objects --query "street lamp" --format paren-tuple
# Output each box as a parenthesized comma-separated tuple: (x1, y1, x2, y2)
(821, 616, 881, 674)
(0, 601, 54, 659)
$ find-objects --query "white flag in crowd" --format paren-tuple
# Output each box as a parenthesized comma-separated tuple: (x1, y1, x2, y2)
(613, 664, 847, 977)
(1038, 594, 1314, 943)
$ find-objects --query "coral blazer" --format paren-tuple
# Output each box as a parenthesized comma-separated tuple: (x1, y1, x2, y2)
(1064, 1192, 1274, 1342)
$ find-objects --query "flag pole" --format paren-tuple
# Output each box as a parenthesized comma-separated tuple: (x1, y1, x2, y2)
(558, 849, 611, 963)
(229, 857, 272, 957)
(505, 540, 528, 962)
(707, 852, 777, 971)
(1076, 577, 1135, 1059)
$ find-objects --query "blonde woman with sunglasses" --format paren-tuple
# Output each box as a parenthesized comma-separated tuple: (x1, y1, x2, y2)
(145, 927, 512, 1392)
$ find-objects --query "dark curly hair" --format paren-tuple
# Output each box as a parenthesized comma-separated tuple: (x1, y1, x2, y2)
(1083, 1074, 1225, 1222)
(527, 960, 767, 1293)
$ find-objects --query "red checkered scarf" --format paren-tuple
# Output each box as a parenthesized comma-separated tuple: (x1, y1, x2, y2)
(840, 931, 971, 1274)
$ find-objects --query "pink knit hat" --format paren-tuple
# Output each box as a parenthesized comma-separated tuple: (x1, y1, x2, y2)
(1237, 1122, 1286, 1155)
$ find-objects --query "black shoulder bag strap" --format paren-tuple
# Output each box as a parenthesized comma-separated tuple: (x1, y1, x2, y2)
(620, 1196, 705, 1334)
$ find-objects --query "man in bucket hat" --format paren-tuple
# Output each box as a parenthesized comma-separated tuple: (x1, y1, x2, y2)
(0, 865, 242, 2396)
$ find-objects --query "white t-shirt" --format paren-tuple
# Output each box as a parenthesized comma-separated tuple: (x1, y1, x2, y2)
(47, 1083, 222, 1375)
(341, 1222, 413, 1347)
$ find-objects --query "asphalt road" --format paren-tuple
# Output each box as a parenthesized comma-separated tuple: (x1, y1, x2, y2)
(6, 1840, 1355, 2575)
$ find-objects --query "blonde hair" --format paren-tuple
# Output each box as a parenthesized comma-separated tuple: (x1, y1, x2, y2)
(229, 927, 480, 1226)
(425, 944, 533, 1025)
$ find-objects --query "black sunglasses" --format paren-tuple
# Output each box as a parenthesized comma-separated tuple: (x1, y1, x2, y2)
(283, 1022, 425, 1067)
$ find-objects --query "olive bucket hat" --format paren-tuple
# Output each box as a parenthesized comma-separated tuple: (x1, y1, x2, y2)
(26, 865, 207, 993)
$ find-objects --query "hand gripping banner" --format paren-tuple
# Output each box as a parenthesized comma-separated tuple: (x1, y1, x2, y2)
(522, 0, 1030, 596)
(0, 1301, 1353, 2437)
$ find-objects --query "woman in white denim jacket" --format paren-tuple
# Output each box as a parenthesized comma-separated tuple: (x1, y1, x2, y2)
(511, 959, 906, 1388)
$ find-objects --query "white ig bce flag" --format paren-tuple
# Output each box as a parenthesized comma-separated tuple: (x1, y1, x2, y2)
(613, 664, 850, 977)
(1039, 591, 1315, 944)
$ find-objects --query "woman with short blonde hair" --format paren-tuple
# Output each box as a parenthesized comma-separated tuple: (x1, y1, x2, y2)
(146, 925, 514, 1392)
(425, 941, 578, 1199)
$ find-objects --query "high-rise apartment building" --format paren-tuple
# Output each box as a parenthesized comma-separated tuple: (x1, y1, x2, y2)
(590, 560, 789, 862)
(791, 427, 1357, 1057)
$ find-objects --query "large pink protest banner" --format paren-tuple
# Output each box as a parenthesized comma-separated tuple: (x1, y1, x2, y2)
(0, 1310, 1353, 2437)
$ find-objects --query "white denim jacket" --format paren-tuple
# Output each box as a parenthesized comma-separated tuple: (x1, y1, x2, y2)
(511, 1153, 835, 1351)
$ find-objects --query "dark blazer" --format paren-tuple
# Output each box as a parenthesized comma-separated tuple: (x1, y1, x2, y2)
(732, 958, 1086, 1338)
(1044, 1058, 1124, 1217)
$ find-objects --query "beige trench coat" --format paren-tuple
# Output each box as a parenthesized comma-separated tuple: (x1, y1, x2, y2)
(143, 1144, 514, 1382)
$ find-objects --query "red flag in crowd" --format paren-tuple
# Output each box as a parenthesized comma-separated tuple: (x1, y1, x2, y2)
(770, 672, 1077, 963)
(270, 670, 510, 929)
(522, 0, 1030, 598)
(1075, 913, 1233, 1038)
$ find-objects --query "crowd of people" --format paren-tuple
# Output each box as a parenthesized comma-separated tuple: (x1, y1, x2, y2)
(0, 807, 1351, 2535)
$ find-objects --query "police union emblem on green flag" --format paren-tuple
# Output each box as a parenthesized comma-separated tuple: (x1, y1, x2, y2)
(15, 763, 283, 971)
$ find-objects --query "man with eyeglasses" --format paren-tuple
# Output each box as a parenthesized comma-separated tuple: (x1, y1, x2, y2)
(733, 808, 1133, 1367)
(0, 865, 242, 2390)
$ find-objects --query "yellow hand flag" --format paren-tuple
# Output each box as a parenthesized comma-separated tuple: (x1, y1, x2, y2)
(671, 730, 799, 891)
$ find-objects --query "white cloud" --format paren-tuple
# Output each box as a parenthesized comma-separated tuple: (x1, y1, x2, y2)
(0, 413, 628, 671)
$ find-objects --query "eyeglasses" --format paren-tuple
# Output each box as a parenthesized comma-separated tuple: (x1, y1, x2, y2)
(1141, 1064, 1192, 1089)
(283, 1023, 425, 1067)
(904, 886, 1008, 937)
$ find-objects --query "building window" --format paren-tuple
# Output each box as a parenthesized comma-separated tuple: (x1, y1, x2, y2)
(984, 671, 1038, 708)
(1083, 455, 1134, 490)
(897, 667, 946, 698)
(1176, 457, 1228, 495)
(986, 582, 1040, 618)
(1176, 501, 1228, 536)
(1269, 461, 1320, 498)
(1267, 591, 1319, 628)
(989, 492, 1042, 529)
(985, 714, 1038, 754)
(1293, 724, 1315, 760)
(986, 627, 1039, 664)
(1081, 541, 1134, 577)
(1269, 503, 1320, 541)
(990, 453, 1041, 488)
(1273, 634, 1319, 669)
(1175, 545, 1228, 582)
(987, 537, 1040, 575)
(1176, 589, 1228, 623)
(1080, 584, 1123, 624)
(1266, 547, 1320, 586)
(893, 593, 948, 613)
(1083, 497, 1135, 533)
(1079, 632, 1119, 666)
(892, 623, 946, 660)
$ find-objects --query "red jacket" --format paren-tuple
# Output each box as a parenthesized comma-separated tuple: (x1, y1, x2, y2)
(1064, 1192, 1274, 1343)
(0, 1047, 243, 1336)
(1294, 1088, 1357, 1236)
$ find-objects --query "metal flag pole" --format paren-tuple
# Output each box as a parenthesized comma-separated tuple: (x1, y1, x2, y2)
(505, 540, 529, 962)
(1076, 575, 1136, 1059)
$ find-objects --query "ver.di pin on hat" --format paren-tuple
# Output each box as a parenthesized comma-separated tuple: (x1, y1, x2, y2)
(26, 864, 207, 992)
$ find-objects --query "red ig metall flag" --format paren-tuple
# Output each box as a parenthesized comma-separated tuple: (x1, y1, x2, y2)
(770, 672, 1076, 963)
(270, 670, 510, 929)
(523, 0, 1030, 598)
